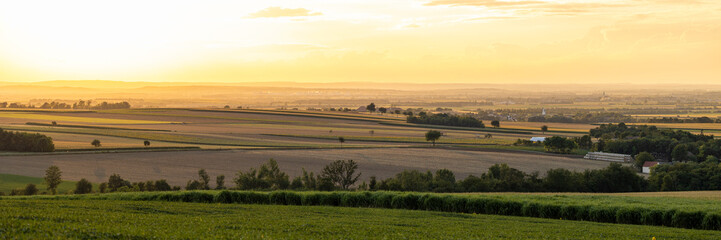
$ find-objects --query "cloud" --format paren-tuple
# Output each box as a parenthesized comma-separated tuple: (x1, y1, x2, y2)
(424, 0, 545, 7)
(245, 7, 322, 19)
(424, 0, 627, 15)
(403, 23, 421, 28)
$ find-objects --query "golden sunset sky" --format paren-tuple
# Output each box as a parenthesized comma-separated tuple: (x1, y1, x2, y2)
(1, 0, 719, 84)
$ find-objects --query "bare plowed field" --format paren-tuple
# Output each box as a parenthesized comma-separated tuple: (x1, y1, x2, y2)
(0, 148, 610, 186)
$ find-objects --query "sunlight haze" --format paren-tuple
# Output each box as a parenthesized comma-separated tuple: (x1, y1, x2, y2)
(1, 0, 719, 84)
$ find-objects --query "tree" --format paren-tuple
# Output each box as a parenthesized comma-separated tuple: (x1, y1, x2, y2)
(425, 130, 442, 146)
(634, 152, 655, 171)
(338, 136, 345, 148)
(44, 165, 62, 195)
(144, 140, 150, 147)
(672, 144, 689, 162)
(108, 174, 128, 192)
(543, 136, 577, 154)
(91, 139, 101, 147)
(366, 103, 376, 113)
(74, 178, 93, 194)
(491, 120, 500, 128)
(24, 183, 38, 196)
(216, 175, 225, 190)
(198, 169, 210, 190)
(541, 125, 548, 134)
(378, 107, 387, 114)
(320, 160, 361, 190)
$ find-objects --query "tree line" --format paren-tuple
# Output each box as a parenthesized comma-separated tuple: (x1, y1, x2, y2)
(1, 100, 130, 110)
(407, 112, 485, 128)
(0, 128, 54, 152)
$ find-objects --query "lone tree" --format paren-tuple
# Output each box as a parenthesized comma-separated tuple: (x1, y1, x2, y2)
(91, 139, 101, 147)
(320, 160, 361, 190)
(491, 120, 500, 128)
(144, 140, 150, 147)
(541, 125, 548, 134)
(338, 136, 345, 148)
(44, 165, 62, 195)
(24, 184, 39, 196)
(425, 130, 442, 147)
(366, 103, 376, 113)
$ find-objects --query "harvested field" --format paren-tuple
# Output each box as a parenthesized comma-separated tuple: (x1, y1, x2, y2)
(0, 148, 611, 186)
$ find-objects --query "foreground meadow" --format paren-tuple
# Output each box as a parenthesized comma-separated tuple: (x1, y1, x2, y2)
(0, 199, 718, 239)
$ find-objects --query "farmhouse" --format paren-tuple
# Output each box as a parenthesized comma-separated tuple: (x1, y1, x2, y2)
(642, 161, 660, 174)
(530, 137, 546, 142)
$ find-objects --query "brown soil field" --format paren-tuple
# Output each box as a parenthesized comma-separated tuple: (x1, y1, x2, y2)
(0, 148, 611, 187)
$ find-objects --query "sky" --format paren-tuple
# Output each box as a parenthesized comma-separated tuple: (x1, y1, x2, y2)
(0, 0, 719, 84)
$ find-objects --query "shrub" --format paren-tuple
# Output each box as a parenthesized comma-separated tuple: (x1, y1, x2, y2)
(589, 206, 617, 223)
(370, 192, 394, 208)
(391, 194, 421, 210)
(340, 192, 371, 207)
(443, 196, 467, 213)
(180, 192, 213, 203)
(483, 199, 505, 215)
(214, 190, 233, 203)
(538, 204, 561, 219)
(702, 212, 721, 230)
(74, 178, 93, 194)
(672, 211, 705, 229)
(616, 207, 643, 225)
(522, 202, 541, 217)
(319, 192, 341, 206)
(301, 193, 322, 206)
(559, 205, 583, 220)
(465, 198, 488, 214)
(23, 184, 39, 196)
(269, 191, 288, 205)
(641, 209, 665, 226)
(285, 192, 302, 205)
(422, 195, 444, 211)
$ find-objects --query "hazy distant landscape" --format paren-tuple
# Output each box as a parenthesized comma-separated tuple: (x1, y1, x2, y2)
(2, 0, 720, 238)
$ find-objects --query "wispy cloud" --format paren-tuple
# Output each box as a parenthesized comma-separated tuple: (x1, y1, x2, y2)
(246, 7, 322, 19)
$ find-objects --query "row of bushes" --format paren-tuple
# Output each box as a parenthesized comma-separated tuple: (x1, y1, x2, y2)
(58, 190, 721, 231)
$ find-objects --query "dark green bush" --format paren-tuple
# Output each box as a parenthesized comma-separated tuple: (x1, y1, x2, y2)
(616, 207, 643, 225)
(465, 198, 488, 214)
(538, 204, 561, 219)
(301, 193, 322, 206)
(341, 192, 371, 207)
(180, 191, 213, 203)
(662, 209, 677, 227)
(443, 196, 467, 213)
(371, 192, 394, 208)
(269, 191, 288, 205)
(589, 206, 617, 223)
(559, 205, 582, 220)
(391, 194, 421, 210)
(522, 202, 541, 217)
(232, 192, 269, 204)
(640, 209, 664, 226)
(214, 191, 233, 203)
(319, 192, 341, 206)
(672, 211, 705, 229)
(422, 195, 444, 211)
(701, 212, 721, 230)
(285, 192, 302, 205)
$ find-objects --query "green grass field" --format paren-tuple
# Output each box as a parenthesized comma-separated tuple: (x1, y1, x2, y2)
(0, 199, 718, 239)
(0, 174, 78, 195)
(268, 134, 516, 145)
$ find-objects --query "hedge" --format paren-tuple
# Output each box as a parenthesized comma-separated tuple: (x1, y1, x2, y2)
(8, 190, 720, 231)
